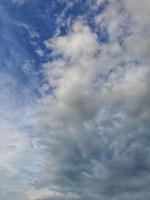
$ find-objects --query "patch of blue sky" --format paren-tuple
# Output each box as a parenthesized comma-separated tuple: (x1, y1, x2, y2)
(0, 2, 42, 96)
(5, 0, 60, 38)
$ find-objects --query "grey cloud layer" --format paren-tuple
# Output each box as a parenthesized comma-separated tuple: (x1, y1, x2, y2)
(30, 0, 150, 199)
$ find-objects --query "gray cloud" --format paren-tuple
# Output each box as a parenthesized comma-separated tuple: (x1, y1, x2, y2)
(6, 0, 149, 199)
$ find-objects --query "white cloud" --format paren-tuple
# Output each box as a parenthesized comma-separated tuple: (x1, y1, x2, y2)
(42, 21, 103, 122)
(110, 65, 150, 117)
(35, 49, 44, 57)
(34, 10, 150, 199)
(10, 0, 150, 199)
(45, 21, 99, 62)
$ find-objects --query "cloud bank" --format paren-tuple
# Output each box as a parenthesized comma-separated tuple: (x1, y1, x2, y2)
(1, 0, 150, 199)
(30, 0, 150, 200)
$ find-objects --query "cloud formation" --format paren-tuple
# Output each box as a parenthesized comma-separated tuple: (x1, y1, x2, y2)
(32, 0, 150, 200)
(1, 0, 150, 199)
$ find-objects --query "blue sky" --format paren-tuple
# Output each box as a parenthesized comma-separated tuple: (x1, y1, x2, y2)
(0, 0, 150, 199)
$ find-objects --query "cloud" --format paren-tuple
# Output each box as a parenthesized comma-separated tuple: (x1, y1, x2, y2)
(42, 21, 102, 122)
(33, 1, 150, 197)
(0, 71, 41, 200)
(123, 0, 150, 27)
(0, 114, 29, 200)
(45, 21, 99, 62)
(110, 65, 150, 117)
(1, 0, 150, 199)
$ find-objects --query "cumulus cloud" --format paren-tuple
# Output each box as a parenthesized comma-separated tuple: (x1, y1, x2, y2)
(33, 0, 150, 198)
(2, 0, 149, 199)
(42, 21, 102, 122)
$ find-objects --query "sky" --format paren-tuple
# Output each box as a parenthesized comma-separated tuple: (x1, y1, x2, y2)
(0, 0, 150, 199)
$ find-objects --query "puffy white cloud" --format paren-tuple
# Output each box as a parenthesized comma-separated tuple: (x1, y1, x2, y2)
(95, 0, 150, 62)
(45, 21, 99, 62)
(42, 21, 102, 122)
(110, 65, 150, 117)
(24, 1, 150, 199)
